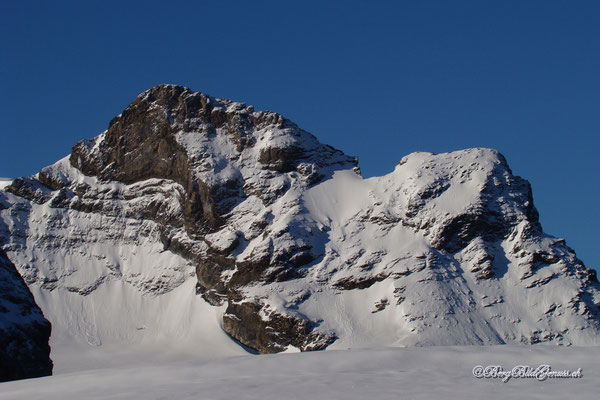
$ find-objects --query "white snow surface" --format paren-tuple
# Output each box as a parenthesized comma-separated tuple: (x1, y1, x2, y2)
(1, 345, 598, 399)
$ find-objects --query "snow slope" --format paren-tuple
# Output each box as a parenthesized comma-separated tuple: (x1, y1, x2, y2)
(1, 345, 598, 400)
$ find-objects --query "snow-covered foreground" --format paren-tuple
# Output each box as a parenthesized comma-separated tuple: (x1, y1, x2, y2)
(1, 345, 598, 399)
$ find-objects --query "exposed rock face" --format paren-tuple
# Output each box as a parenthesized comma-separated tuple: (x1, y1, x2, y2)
(0, 249, 52, 382)
(1, 84, 599, 357)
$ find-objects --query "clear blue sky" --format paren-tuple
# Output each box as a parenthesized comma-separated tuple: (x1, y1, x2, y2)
(1, 1, 598, 270)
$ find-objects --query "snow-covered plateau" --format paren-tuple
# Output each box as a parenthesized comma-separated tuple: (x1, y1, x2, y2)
(0, 85, 599, 391)
(1, 346, 598, 400)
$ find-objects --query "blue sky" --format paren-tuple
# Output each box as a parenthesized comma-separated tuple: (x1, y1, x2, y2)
(1, 1, 598, 269)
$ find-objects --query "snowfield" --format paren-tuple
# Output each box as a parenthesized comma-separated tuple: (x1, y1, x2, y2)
(1, 345, 598, 399)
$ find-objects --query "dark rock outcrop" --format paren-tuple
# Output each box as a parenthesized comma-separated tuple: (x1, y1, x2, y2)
(223, 301, 335, 353)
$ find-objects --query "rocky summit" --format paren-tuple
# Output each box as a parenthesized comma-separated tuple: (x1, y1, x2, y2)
(1, 85, 599, 373)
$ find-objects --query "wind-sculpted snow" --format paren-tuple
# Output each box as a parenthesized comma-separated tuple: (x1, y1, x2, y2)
(1, 85, 599, 372)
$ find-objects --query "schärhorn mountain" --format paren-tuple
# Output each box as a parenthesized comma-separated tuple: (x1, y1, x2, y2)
(1, 85, 599, 377)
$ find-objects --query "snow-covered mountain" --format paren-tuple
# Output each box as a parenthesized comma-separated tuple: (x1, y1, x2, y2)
(1, 85, 599, 376)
